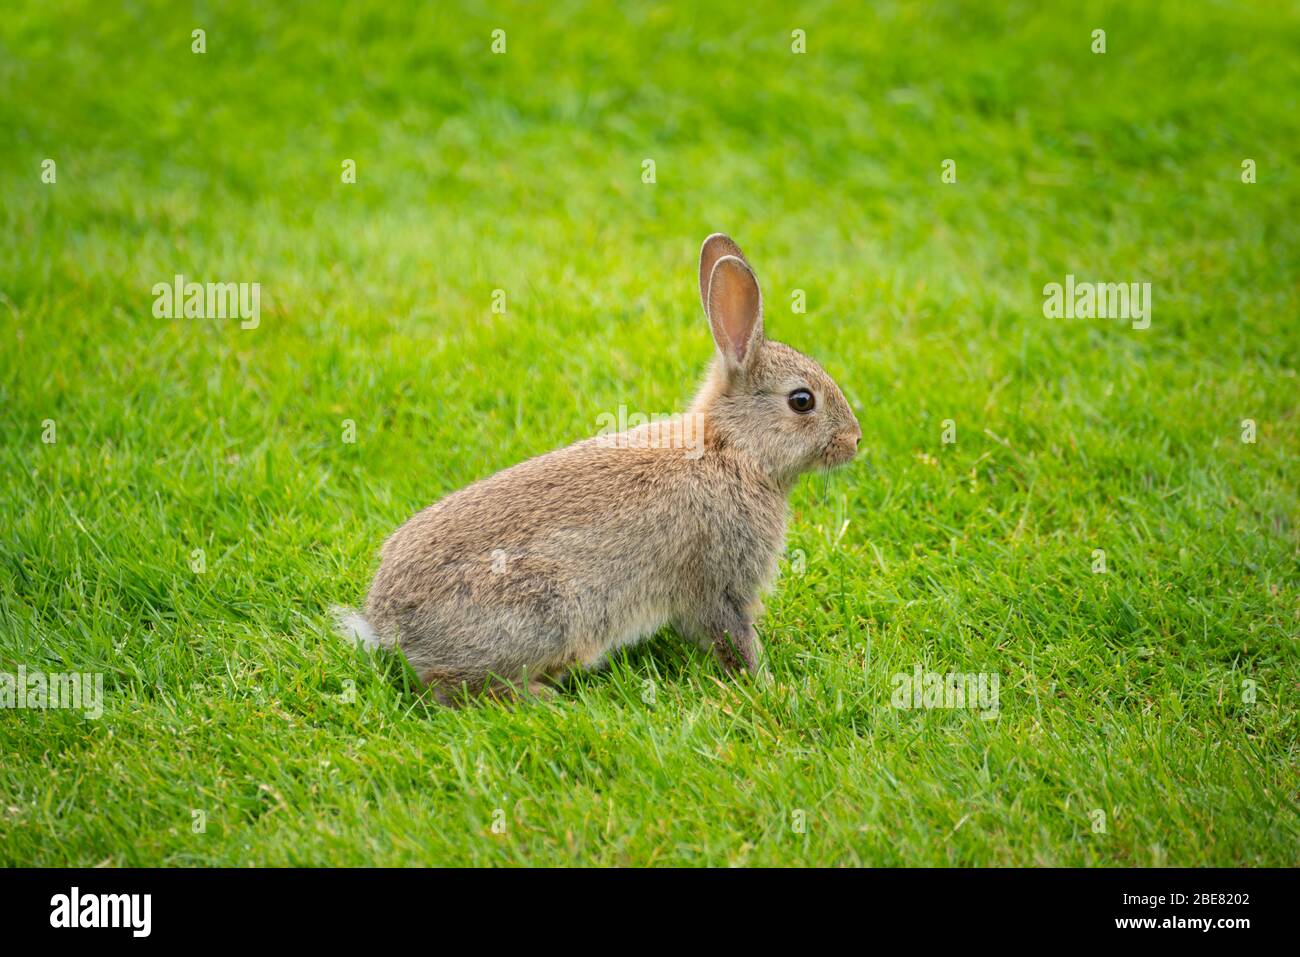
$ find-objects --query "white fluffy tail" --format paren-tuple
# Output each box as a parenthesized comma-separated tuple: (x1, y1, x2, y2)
(332, 605, 382, 651)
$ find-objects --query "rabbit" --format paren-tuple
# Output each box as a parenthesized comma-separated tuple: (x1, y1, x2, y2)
(336, 233, 861, 703)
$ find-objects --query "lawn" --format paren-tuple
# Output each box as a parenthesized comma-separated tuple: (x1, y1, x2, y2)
(1, 0, 1297, 866)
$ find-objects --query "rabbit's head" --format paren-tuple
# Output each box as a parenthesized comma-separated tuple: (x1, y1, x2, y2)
(691, 233, 861, 485)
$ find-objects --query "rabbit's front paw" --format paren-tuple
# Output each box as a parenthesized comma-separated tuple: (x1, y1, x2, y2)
(710, 622, 763, 677)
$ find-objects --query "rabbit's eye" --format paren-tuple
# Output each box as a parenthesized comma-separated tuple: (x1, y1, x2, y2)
(787, 389, 816, 414)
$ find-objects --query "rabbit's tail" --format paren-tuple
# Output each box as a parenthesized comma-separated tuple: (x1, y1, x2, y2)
(331, 605, 383, 651)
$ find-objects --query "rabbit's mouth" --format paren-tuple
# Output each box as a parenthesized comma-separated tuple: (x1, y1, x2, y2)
(818, 438, 859, 469)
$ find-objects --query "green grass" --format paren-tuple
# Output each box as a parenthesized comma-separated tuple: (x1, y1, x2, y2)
(1, 0, 1297, 866)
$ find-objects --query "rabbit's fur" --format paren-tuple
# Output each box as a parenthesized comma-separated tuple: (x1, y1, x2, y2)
(343, 234, 861, 703)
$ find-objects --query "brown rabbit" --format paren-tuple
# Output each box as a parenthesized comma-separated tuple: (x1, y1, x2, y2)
(337, 233, 861, 703)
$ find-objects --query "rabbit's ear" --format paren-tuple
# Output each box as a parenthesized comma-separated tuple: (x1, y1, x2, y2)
(699, 233, 750, 318)
(707, 255, 764, 373)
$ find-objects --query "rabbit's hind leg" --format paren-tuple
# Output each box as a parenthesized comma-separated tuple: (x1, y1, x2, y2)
(479, 672, 559, 705)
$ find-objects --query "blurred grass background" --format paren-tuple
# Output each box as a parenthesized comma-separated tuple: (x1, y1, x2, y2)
(0, 0, 1296, 865)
